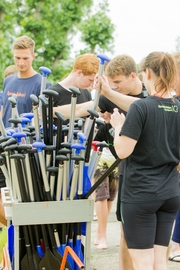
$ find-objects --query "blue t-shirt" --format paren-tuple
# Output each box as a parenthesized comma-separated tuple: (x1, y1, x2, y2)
(2, 73, 51, 127)
(0, 92, 3, 110)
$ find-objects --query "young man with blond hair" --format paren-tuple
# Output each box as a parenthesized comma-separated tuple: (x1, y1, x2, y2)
(1, 35, 51, 128)
(0, 35, 51, 227)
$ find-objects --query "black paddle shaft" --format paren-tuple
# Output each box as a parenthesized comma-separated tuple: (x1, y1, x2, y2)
(83, 158, 121, 199)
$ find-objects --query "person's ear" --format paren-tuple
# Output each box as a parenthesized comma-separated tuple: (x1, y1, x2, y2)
(130, 72, 136, 79)
(32, 53, 35, 60)
(77, 70, 82, 75)
(146, 68, 152, 80)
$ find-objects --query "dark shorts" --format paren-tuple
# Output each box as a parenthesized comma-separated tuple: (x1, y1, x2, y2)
(94, 154, 119, 202)
(121, 196, 180, 249)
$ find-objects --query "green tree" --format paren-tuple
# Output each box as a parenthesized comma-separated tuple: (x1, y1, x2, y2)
(0, 1, 18, 82)
(78, 0, 115, 54)
(0, 0, 114, 88)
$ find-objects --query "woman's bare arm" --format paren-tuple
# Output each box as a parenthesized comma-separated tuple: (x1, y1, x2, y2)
(99, 76, 139, 112)
(53, 100, 94, 119)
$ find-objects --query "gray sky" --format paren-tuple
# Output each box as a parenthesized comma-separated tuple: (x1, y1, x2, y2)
(107, 0, 180, 63)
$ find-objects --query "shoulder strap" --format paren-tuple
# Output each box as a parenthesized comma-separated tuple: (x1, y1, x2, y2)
(142, 83, 148, 98)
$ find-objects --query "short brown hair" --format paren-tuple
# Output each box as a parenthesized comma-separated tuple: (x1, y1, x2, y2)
(13, 35, 35, 53)
(4, 65, 18, 78)
(73, 53, 100, 75)
(105, 55, 137, 78)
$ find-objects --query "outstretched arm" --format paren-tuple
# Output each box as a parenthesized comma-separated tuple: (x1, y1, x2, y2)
(100, 75, 139, 112)
(53, 100, 95, 119)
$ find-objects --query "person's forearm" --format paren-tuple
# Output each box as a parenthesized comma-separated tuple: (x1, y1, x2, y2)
(102, 90, 138, 112)
(53, 100, 94, 119)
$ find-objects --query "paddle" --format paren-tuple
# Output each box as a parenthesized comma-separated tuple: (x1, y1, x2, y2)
(32, 141, 71, 269)
(83, 158, 121, 199)
(9, 153, 36, 270)
(93, 54, 110, 110)
(70, 143, 86, 268)
(38, 66, 52, 126)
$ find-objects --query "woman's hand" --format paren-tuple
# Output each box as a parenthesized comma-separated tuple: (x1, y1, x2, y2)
(99, 75, 112, 95)
(93, 74, 112, 95)
(110, 108, 125, 130)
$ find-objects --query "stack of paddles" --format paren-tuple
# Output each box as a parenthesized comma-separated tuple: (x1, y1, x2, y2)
(0, 55, 121, 270)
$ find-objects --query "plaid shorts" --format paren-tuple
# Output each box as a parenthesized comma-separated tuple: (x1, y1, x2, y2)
(93, 153, 119, 201)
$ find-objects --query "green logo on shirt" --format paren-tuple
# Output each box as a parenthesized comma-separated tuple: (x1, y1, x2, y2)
(158, 105, 178, 112)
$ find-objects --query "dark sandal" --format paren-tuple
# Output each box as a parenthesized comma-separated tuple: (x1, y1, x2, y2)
(169, 255, 180, 262)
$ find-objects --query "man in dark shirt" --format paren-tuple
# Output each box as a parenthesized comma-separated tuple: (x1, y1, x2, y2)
(52, 53, 100, 126)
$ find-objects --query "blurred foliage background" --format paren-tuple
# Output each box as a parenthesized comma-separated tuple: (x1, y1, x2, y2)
(0, 0, 115, 87)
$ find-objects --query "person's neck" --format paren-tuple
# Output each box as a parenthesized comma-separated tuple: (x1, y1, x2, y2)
(18, 68, 37, 78)
(152, 90, 173, 98)
(129, 79, 143, 95)
(59, 73, 79, 90)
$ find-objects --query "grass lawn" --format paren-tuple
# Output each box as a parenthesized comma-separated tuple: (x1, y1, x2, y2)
(0, 227, 7, 262)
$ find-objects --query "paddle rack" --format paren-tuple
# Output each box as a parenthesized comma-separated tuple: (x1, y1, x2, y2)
(1, 187, 94, 270)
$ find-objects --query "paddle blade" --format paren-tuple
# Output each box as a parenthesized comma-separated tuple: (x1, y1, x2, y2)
(83, 166, 91, 195)
(38, 249, 60, 270)
(21, 249, 36, 270)
(8, 224, 14, 263)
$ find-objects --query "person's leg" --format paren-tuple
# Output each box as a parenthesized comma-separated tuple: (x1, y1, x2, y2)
(94, 199, 110, 249)
(119, 222, 134, 270)
(107, 200, 113, 213)
(154, 196, 180, 269)
(93, 159, 110, 249)
(166, 243, 170, 262)
(128, 247, 168, 270)
(154, 245, 168, 270)
(128, 248, 154, 270)
(169, 210, 180, 261)
(94, 164, 119, 249)
(116, 175, 134, 270)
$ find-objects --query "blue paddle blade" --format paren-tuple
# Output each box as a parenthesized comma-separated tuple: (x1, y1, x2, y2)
(8, 224, 14, 264)
(83, 165, 91, 195)
(81, 222, 86, 236)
